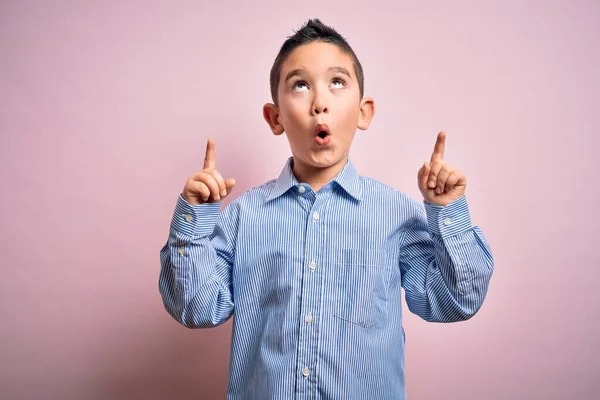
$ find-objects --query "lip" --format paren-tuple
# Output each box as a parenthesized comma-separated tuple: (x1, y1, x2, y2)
(314, 124, 331, 137)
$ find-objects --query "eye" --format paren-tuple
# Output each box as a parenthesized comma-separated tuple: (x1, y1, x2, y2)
(292, 80, 308, 92)
(331, 77, 346, 89)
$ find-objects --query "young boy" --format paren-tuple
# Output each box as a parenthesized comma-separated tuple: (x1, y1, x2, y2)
(159, 19, 494, 400)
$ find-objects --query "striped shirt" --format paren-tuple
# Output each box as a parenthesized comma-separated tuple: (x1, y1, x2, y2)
(159, 156, 495, 399)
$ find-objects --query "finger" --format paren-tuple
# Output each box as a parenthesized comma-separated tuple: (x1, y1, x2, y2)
(436, 166, 452, 194)
(194, 171, 221, 201)
(445, 171, 460, 192)
(190, 180, 211, 202)
(204, 169, 227, 196)
(427, 161, 444, 189)
(430, 131, 446, 163)
(203, 138, 216, 170)
(417, 162, 431, 190)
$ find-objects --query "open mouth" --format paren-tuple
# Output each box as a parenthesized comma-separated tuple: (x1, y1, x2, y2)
(315, 124, 330, 137)
(315, 124, 331, 146)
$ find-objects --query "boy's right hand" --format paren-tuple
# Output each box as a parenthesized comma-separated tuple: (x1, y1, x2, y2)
(182, 138, 236, 205)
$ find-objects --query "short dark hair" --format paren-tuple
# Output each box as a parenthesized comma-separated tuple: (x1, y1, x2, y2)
(269, 19, 365, 105)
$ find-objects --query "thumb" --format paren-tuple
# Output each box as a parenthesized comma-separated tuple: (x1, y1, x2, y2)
(224, 178, 236, 195)
(417, 162, 431, 191)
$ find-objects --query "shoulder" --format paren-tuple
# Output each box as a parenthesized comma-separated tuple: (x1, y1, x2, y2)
(359, 175, 424, 216)
(213, 179, 277, 229)
(222, 179, 277, 209)
(360, 176, 418, 204)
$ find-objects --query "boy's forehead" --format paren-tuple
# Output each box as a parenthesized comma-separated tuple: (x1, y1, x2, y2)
(281, 41, 354, 76)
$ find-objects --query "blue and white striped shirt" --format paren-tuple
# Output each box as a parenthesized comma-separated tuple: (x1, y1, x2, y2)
(159, 156, 494, 399)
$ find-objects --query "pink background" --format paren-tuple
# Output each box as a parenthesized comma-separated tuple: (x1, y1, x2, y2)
(1, 1, 598, 399)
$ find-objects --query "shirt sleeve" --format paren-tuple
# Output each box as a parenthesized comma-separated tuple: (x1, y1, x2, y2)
(158, 193, 238, 328)
(399, 195, 494, 322)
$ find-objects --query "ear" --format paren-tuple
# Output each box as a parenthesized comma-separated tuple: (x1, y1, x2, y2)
(357, 97, 375, 130)
(263, 103, 285, 136)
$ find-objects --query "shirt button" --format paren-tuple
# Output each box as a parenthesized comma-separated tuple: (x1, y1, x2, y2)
(183, 214, 193, 222)
(302, 367, 310, 377)
(298, 186, 305, 194)
(309, 261, 317, 271)
(178, 246, 185, 255)
(305, 313, 313, 324)
(312, 211, 319, 221)
(443, 217, 452, 226)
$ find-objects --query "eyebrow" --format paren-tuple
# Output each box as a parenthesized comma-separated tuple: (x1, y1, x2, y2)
(284, 66, 352, 83)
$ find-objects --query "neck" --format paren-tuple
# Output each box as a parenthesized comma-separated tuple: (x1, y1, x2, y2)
(291, 156, 348, 192)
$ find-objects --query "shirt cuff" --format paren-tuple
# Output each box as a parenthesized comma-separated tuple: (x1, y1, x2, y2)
(423, 195, 472, 238)
(170, 193, 221, 238)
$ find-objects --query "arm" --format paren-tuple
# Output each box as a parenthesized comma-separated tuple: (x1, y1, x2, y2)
(399, 195, 494, 322)
(158, 194, 238, 328)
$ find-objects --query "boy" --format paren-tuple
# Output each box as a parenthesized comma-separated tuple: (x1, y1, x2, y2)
(159, 19, 494, 400)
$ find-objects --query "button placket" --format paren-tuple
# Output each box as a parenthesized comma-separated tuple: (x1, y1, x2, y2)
(296, 200, 325, 393)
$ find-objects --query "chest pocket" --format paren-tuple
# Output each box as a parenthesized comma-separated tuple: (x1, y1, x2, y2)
(332, 248, 394, 328)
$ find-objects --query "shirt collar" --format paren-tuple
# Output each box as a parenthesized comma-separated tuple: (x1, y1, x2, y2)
(265, 156, 363, 202)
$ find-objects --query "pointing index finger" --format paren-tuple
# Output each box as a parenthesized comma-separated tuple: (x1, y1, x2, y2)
(204, 138, 216, 169)
(430, 131, 446, 163)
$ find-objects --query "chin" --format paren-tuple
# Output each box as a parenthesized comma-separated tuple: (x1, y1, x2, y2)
(306, 151, 347, 168)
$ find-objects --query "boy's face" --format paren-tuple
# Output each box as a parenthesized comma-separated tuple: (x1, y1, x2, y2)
(264, 41, 374, 175)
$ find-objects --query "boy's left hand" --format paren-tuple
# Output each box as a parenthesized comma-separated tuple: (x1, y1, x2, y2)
(417, 131, 467, 206)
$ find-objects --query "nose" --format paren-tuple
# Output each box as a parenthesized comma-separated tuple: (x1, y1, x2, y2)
(313, 105, 328, 115)
(311, 91, 329, 115)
